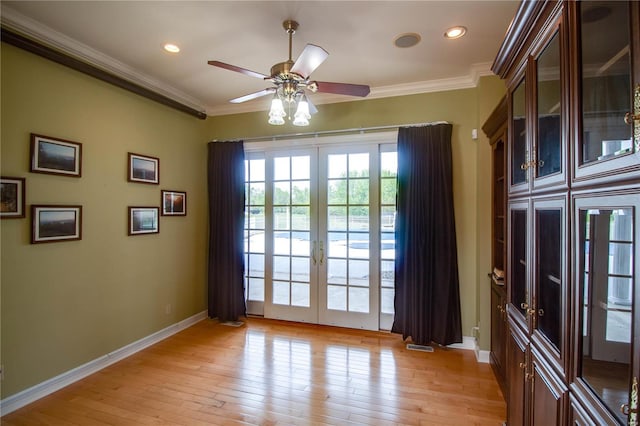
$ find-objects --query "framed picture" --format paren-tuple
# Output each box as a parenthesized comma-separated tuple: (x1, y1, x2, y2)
(30, 134, 82, 177)
(1, 177, 26, 219)
(161, 190, 187, 216)
(31, 205, 82, 244)
(128, 153, 159, 184)
(128, 206, 159, 235)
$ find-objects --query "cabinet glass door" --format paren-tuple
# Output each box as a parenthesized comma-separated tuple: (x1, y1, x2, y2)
(511, 79, 528, 190)
(576, 194, 637, 424)
(535, 31, 562, 181)
(509, 202, 529, 321)
(576, 1, 639, 182)
(534, 199, 565, 353)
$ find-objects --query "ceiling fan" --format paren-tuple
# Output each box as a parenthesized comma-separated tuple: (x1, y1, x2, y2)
(208, 19, 370, 116)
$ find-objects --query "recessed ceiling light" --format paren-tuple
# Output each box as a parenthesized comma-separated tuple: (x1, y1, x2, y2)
(394, 32, 422, 48)
(444, 26, 467, 39)
(164, 43, 180, 53)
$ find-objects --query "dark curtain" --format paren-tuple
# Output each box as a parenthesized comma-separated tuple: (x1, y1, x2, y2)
(391, 124, 462, 346)
(207, 141, 246, 322)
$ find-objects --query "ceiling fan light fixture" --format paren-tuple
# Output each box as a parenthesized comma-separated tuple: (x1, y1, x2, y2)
(444, 26, 467, 39)
(268, 95, 286, 125)
(293, 94, 311, 126)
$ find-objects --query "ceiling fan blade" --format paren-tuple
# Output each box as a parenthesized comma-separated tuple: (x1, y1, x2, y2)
(313, 81, 370, 97)
(229, 88, 276, 103)
(290, 44, 329, 78)
(208, 60, 268, 79)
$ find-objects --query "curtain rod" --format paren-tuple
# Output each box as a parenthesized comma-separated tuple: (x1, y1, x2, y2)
(213, 121, 449, 143)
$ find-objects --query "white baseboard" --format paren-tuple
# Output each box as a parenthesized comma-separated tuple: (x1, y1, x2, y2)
(447, 335, 490, 364)
(0, 310, 207, 416)
(447, 335, 476, 350)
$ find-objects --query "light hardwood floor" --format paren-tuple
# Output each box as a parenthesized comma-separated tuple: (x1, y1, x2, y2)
(2, 318, 506, 425)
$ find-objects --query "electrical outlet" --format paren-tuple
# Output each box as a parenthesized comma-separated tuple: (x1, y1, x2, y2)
(165, 304, 172, 315)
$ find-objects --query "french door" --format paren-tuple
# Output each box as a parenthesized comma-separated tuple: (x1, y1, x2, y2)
(244, 136, 397, 331)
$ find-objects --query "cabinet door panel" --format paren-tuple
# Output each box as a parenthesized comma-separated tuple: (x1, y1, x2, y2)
(531, 349, 568, 425)
(509, 201, 530, 324)
(508, 320, 528, 425)
(574, 191, 639, 425)
(535, 31, 563, 181)
(510, 78, 529, 192)
(574, 1, 640, 185)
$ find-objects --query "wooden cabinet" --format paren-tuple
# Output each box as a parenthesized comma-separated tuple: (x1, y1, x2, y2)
(483, 96, 508, 396)
(493, 1, 640, 424)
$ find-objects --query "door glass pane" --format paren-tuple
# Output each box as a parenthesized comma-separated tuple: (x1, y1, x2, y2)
(511, 209, 528, 316)
(349, 287, 369, 313)
(273, 281, 290, 305)
(273, 182, 290, 204)
(580, 1, 633, 163)
(348, 260, 369, 287)
(273, 157, 290, 180)
(327, 259, 347, 284)
(272, 155, 312, 309)
(536, 32, 562, 177)
(328, 154, 347, 179)
(273, 256, 290, 280)
(291, 257, 310, 283)
(579, 207, 633, 424)
(328, 285, 346, 310)
(245, 158, 266, 303)
(328, 206, 347, 231)
(380, 150, 397, 316)
(291, 283, 310, 307)
(536, 209, 561, 350)
(291, 156, 310, 180)
(326, 153, 371, 314)
(512, 79, 527, 185)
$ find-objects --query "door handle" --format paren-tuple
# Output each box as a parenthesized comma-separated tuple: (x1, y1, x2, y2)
(319, 241, 324, 265)
(312, 241, 317, 265)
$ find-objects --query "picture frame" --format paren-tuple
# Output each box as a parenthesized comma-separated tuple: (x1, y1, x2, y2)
(128, 153, 159, 184)
(31, 205, 82, 244)
(30, 133, 82, 177)
(0, 176, 26, 219)
(161, 190, 187, 216)
(128, 206, 159, 235)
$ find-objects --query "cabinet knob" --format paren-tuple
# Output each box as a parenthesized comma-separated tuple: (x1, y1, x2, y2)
(527, 308, 536, 316)
(520, 302, 529, 310)
(538, 309, 545, 317)
(624, 112, 639, 125)
(621, 404, 630, 416)
(519, 362, 526, 369)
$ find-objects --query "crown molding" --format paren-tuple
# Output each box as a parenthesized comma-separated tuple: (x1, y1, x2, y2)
(1, 5, 206, 113)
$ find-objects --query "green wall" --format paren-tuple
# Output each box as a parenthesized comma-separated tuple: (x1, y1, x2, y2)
(208, 76, 506, 348)
(1, 39, 506, 400)
(1, 43, 209, 399)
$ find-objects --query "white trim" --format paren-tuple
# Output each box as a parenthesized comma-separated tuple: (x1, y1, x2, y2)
(447, 335, 490, 364)
(476, 349, 491, 364)
(0, 311, 207, 416)
(447, 335, 476, 351)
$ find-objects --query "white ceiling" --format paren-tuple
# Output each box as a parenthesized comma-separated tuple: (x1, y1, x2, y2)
(1, 1, 519, 117)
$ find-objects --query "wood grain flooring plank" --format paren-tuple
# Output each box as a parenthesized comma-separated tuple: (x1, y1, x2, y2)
(2, 318, 505, 425)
